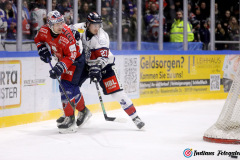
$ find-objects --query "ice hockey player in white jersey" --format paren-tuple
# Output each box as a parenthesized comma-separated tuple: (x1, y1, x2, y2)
(72, 12, 145, 129)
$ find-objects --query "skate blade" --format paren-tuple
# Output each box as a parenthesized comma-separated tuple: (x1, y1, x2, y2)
(136, 122, 145, 130)
(57, 123, 61, 127)
(59, 124, 77, 134)
(78, 113, 92, 128)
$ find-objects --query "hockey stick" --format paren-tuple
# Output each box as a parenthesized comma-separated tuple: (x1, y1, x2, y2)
(94, 79, 127, 123)
(49, 62, 75, 110)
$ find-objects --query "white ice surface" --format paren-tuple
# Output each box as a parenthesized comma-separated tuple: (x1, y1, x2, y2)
(0, 100, 240, 160)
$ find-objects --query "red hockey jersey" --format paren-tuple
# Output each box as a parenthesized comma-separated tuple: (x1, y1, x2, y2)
(34, 24, 81, 72)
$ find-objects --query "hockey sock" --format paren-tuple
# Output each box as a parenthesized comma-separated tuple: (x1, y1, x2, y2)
(75, 94, 85, 112)
(63, 98, 75, 116)
(123, 104, 137, 119)
(111, 90, 138, 119)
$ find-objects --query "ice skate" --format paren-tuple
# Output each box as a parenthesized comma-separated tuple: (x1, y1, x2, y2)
(132, 116, 145, 129)
(76, 107, 92, 127)
(58, 115, 77, 133)
(56, 115, 65, 126)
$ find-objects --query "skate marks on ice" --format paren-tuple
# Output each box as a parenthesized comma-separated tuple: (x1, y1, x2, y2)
(1, 100, 240, 160)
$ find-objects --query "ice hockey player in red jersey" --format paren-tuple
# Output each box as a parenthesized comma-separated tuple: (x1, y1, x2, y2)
(34, 10, 91, 133)
(72, 12, 145, 129)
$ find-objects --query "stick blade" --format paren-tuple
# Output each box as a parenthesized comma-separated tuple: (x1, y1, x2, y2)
(104, 115, 128, 123)
(113, 117, 128, 123)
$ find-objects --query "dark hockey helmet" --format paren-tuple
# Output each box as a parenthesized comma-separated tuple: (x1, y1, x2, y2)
(47, 10, 64, 33)
(86, 12, 102, 24)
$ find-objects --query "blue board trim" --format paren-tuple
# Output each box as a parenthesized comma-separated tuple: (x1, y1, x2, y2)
(0, 50, 239, 58)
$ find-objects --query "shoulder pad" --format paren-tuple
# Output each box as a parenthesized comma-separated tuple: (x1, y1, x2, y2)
(39, 26, 49, 34)
(97, 28, 109, 46)
(62, 26, 74, 43)
(73, 23, 86, 33)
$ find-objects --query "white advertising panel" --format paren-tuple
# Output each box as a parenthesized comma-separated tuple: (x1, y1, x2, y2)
(0, 60, 21, 108)
(0, 55, 140, 117)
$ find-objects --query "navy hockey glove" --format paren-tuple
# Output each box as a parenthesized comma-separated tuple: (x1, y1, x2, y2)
(49, 62, 65, 79)
(38, 45, 52, 63)
(71, 29, 80, 41)
(89, 64, 102, 82)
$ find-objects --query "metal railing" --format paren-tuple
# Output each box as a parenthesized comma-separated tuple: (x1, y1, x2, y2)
(12, 0, 239, 51)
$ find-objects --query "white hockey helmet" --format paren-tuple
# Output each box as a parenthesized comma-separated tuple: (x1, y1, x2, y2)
(47, 10, 64, 33)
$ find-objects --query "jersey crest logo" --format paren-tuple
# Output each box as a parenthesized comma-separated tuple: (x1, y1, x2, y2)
(78, 28, 84, 33)
(52, 46, 57, 52)
(40, 28, 48, 34)
(60, 36, 69, 44)
(69, 44, 76, 52)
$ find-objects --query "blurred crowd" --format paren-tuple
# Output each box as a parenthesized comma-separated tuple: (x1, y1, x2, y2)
(0, 0, 239, 50)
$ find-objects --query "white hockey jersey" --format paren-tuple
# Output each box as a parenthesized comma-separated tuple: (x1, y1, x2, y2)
(72, 23, 114, 68)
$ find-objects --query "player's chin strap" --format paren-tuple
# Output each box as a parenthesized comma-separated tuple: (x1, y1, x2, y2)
(49, 61, 75, 111)
(93, 78, 127, 123)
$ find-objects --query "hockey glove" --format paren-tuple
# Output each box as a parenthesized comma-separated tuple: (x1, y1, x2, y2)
(49, 62, 65, 79)
(38, 45, 52, 63)
(71, 29, 80, 41)
(89, 64, 102, 82)
(87, 57, 108, 69)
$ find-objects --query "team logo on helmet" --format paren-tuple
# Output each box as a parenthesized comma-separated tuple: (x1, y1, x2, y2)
(47, 10, 64, 27)
(87, 12, 102, 23)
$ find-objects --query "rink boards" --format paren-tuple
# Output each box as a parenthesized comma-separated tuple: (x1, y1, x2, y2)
(0, 50, 239, 127)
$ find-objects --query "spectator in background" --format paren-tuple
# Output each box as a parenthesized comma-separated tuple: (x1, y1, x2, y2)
(164, 0, 175, 23)
(188, 2, 196, 24)
(194, 7, 204, 23)
(63, 11, 72, 25)
(222, 10, 231, 40)
(78, 0, 81, 10)
(228, 16, 240, 50)
(111, 1, 119, 41)
(228, 16, 239, 40)
(101, 7, 113, 40)
(85, 0, 95, 11)
(170, 10, 194, 42)
(22, 0, 31, 39)
(174, 0, 182, 12)
(56, 0, 73, 25)
(223, 10, 231, 25)
(0, 0, 5, 10)
(0, 8, 7, 39)
(200, 1, 209, 20)
(57, 0, 71, 15)
(4, 0, 16, 39)
(215, 2, 221, 22)
(78, 2, 89, 22)
(144, 2, 162, 42)
(123, 0, 134, 17)
(192, 20, 200, 42)
(37, 0, 46, 9)
(199, 20, 210, 50)
(129, 6, 138, 41)
(122, 4, 131, 41)
(77, 0, 82, 22)
(215, 21, 225, 50)
(232, 3, 239, 21)
(52, 0, 57, 10)
(102, 0, 111, 13)
(164, 0, 175, 38)
(30, 4, 46, 39)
